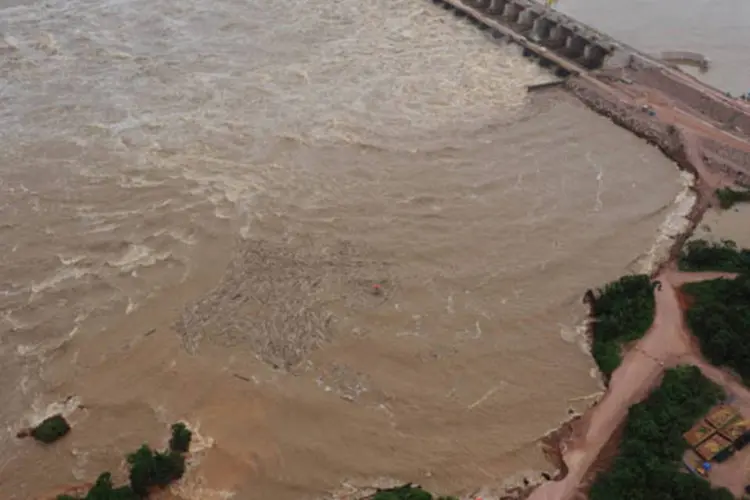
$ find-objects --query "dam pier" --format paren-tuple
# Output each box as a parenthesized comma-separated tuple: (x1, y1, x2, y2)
(429, 0, 625, 73)
(428, 0, 750, 182)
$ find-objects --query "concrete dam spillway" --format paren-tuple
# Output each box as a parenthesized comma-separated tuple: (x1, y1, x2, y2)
(422, 0, 750, 499)
(428, 0, 622, 72)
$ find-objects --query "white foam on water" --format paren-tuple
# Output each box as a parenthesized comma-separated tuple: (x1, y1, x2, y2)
(71, 448, 91, 481)
(183, 422, 214, 455)
(166, 421, 236, 499)
(152, 228, 198, 246)
(3, 310, 28, 331)
(57, 254, 87, 266)
(84, 222, 121, 234)
(15, 323, 81, 358)
(637, 170, 697, 274)
(30, 266, 90, 296)
(116, 175, 164, 188)
(23, 395, 81, 428)
(171, 483, 236, 500)
(15, 344, 37, 356)
(106, 244, 172, 273)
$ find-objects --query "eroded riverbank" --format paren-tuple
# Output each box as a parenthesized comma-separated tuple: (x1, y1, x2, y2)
(525, 63, 750, 500)
(4, 0, 750, 499)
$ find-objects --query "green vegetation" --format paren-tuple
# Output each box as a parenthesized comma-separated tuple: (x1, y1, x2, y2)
(372, 484, 457, 500)
(57, 422, 192, 499)
(32, 414, 71, 444)
(679, 239, 750, 273)
(57, 473, 138, 500)
(684, 274, 750, 385)
(589, 274, 656, 380)
(716, 187, 750, 210)
(168, 422, 191, 453)
(127, 445, 186, 497)
(589, 366, 732, 500)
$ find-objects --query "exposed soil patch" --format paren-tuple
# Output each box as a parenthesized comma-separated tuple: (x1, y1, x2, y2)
(527, 53, 750, 499)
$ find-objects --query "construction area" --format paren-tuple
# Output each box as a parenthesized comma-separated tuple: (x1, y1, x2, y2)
(683, 403, 750, 493)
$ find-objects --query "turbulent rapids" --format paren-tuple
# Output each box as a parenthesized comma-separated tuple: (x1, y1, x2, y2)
(2, 0, 750, 498)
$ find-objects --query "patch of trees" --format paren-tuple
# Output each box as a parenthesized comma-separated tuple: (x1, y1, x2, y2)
(30, 414, 71, 444)
(716, 187, 750, 210)
(589, 274, 656, 380)
(371, 484, 457, 500)
(57, 473, 138, 500)
(57, 422, 192, 500)
(589, 366, 733, 500)
(678, 239, 750, 273)
(684, 275, 750, 385)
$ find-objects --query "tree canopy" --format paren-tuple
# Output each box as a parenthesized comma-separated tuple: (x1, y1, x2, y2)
(715, 187, 750, 210)
(57, 473, 138, 500)
(590, 274, 656, 380)
(31, 414, 71, 444)
(589, 366, 731, 500)
(57, 422, 192, 500)
(684, 274, 750, 385)
(168, 422, 192, 454)
(678, 239, 750, 273)
(372, 484, 457, 500)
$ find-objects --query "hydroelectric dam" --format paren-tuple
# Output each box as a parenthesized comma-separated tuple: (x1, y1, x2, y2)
(428, 0, 642, 75)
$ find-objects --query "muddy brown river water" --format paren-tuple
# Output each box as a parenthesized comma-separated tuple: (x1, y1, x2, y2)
(0, 0, 746, 498)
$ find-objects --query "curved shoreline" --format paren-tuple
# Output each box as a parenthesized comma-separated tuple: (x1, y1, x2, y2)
(315, 59, 750, 500)
(24, 23, 750, 500)
(319, 65, 750, 500)
(520, 68, 750, 500)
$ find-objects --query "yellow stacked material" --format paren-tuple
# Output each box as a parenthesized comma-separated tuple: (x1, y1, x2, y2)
(684, 421, 716, 447)
(696, 434, 733, 461)
(706, 405, 740, 429)
(719, 419, 750, 442)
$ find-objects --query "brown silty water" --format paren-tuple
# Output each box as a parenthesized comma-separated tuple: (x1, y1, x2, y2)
(694, 205, 750, 248)
(0, 0, 697, 498)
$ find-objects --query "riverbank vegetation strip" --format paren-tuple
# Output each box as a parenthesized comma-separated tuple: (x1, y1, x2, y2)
(716, 187, 750, 210)
(589, 366, 733, 500)
(679, 239, 750, 273)
(370, 484, 457, 500)
(590, 274, 656, 381)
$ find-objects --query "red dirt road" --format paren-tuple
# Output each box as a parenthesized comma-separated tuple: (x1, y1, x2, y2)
(530, 267, 749, 500)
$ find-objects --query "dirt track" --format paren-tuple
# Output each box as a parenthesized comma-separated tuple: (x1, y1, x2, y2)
(527, 64, 750, 500)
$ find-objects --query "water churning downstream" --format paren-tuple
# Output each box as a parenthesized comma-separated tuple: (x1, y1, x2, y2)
(0, 0, 691, 497)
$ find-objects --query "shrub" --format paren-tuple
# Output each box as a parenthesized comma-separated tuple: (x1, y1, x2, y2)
(56, 472, 138, 499)
(127, 445, 186, 497)
(716, 187, 750, 210)
(168, 422, 192, 454)
(57, 422, 190, 499)
(589, 274, 656, 381)
(678, 239, 750, 273)
(371, 484, 457, 500)
(32, 414, 71, 444)
(683, 274, 750, 385)
(373, 485, 432, 500)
